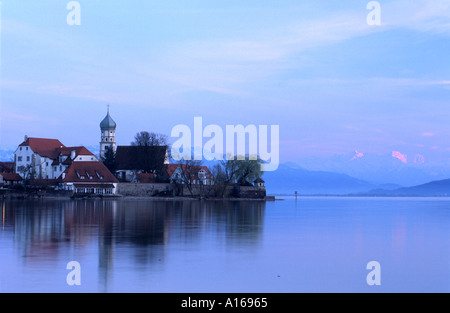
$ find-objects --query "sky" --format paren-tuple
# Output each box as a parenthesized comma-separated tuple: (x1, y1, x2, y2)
(0, 0, 449, 165)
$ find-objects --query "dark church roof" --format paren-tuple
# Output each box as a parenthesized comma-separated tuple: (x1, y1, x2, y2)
(115, 146, 167, 171)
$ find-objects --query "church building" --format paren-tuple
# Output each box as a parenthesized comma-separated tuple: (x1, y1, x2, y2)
(99, 105, 117, 159)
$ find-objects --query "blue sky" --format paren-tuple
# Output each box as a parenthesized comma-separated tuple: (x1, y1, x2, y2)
(1, 0, 449, 165)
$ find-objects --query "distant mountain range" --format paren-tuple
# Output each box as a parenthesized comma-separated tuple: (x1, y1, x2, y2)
(0, 150, 14, 162)
(362, 179, 450, 197)
(263, 163, 402, 196)
(263, 162, 450, 196)
(291, 151, 450, 187)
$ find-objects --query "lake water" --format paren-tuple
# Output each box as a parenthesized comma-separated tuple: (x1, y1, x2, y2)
(0, 197, 448, 293)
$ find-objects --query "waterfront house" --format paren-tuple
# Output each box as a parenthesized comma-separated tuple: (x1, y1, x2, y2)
(254, 178, 265, 187)
(59, 161, 119, 195)
(0, 173, 23, 187)
(167, 164, 214, 185)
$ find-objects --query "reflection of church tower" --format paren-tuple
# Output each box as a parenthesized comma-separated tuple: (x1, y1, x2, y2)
(100, 106, 117, 159)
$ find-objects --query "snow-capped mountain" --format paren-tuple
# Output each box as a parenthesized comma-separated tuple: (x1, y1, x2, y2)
(294, 151, 450, 187)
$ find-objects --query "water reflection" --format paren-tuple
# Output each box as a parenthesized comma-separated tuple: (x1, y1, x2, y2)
(1, 199, 265, 290)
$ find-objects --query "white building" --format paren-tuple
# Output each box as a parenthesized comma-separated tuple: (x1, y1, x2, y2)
(14, 136, 98, 180)
(15, 136, 65, 179)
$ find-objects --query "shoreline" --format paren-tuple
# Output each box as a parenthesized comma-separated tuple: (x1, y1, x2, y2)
(0, 189, 271, 201)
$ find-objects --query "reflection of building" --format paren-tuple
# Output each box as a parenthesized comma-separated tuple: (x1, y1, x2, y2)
(2, 199, 266, 290)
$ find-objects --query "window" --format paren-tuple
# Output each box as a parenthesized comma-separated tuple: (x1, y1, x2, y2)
(59, 166, 62, 171)
(20, 147, 22, 151)
(18, 156, 22, 162)
(46, 162, 49, 166)
(26, 147, 28, 151)
(26, 156, 30, 162)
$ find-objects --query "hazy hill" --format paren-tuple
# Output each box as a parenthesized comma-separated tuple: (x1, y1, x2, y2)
(263, 163, 380, 195)
(295, 152, 450, 187)
(364, 179, 450, 197)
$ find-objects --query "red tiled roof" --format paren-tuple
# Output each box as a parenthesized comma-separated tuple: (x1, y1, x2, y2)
(59, 146, 95, 157)
(73, 183, 115, 188)
(166, 164, 213, 180)
(61, 162, 118, 183)
(0, 162, 14, 173)
(52, 157, 73, 166)
(0, 173, 22, 181)
(19, 138, 65, 159)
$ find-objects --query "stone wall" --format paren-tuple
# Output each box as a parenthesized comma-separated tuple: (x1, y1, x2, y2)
(117, 183, 266, 199)
(0, 189, 72, 199)
(176, 184, 266, 199)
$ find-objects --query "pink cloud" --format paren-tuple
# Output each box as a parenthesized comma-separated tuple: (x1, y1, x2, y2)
(422, 132, 435, 137)
(392, 151, 408, 163)
(350, 150, 364, 161)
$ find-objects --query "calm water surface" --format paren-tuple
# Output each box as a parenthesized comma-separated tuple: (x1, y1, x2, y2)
(0, 197, 448, 292)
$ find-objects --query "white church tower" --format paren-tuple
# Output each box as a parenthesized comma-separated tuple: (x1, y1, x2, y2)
(99, 105, 117, 159)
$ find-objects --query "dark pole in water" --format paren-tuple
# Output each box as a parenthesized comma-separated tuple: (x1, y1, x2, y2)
(295, 191, 298, 200)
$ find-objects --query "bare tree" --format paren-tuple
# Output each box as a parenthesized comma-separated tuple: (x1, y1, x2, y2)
(176, 159, 203, 197)
(131, 131, 168, 147)
(17, 164, 35, 185)
(212, 157, 240, 198)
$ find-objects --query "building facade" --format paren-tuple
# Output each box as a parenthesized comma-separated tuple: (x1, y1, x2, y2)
(59, 161, 119, 195)
(14, 137, 99, 180)
(13, 136, 117, 194)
